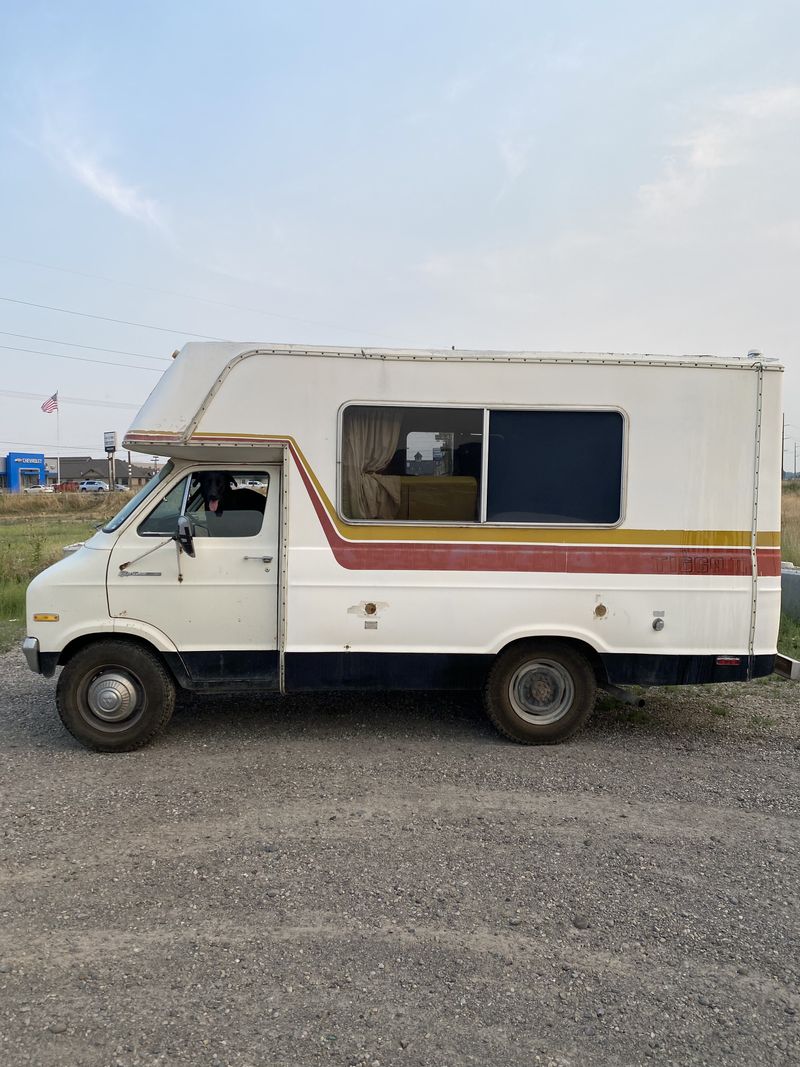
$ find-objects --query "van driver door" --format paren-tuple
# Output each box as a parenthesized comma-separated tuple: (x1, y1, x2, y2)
(107, 467, 280, 686)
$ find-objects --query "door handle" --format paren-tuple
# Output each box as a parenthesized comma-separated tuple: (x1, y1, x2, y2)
(243, 555, 273, 562)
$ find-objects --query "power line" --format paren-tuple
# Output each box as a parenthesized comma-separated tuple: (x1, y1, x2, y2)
(0, 295, 229, 341)
(0, 343, 164, 373)
(0, 252, 402, 341)
(0, 329, 166, 361)
(0, 387, 140, 410)
(0, 438, 135, 452)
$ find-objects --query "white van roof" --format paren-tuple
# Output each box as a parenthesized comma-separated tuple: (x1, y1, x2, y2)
(124, 342, 782, 453)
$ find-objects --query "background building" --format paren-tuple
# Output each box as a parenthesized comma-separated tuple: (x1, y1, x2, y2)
(0, 452, 47, 491)
(45, 457, 157, 490)
(0, 452, 158, 490)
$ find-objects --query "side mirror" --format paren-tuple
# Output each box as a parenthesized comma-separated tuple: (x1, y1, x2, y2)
(176, 515, 195, 558)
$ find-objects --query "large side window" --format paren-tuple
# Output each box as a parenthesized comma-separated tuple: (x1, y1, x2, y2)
(486, 410, 624, 524)
(341, 406, 482, 521)
(138, 471, 269, 537)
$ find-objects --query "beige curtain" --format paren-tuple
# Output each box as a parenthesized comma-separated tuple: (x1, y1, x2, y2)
(342, 409, 403, 519)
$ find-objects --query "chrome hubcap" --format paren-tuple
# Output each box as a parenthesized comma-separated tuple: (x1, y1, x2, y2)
(509, 660, 575, 725)
(87, 671, 139, 723)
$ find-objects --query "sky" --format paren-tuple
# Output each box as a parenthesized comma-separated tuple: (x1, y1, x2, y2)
(1, 0, 799, 469)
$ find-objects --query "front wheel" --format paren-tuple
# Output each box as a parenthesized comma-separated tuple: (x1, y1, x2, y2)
(56, 641, 175, 752)
(485, 641, 597, 744)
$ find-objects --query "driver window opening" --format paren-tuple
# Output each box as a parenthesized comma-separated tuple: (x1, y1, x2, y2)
(138, 471, 269, 538)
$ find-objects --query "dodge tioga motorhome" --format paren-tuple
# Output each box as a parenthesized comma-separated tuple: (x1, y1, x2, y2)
(23, 343, 785, 750)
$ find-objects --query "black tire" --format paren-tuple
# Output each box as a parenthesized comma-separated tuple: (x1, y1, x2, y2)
(56, 640, 175, 752)
(485, 641, 597, 744)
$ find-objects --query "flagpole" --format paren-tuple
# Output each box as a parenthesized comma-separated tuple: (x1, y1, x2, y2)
(56, 390, 61, 485)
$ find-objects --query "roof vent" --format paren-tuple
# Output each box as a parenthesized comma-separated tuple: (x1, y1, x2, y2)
(747, 349, 762, 360)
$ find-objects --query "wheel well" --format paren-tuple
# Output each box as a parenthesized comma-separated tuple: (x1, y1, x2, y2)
(58, 634, 174, 675)
(495, 636, 609, 686)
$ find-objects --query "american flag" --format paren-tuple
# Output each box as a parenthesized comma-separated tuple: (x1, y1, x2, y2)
(41, 392, 58, 413)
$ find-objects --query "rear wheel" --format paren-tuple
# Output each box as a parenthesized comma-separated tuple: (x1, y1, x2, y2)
(485, 641, 596, 744)
(56, 641, 175, 752)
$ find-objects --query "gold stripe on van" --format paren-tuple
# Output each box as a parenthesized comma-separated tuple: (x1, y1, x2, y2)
(138, 430, 781, 550)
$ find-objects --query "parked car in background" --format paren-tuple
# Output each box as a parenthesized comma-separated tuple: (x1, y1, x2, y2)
(114, 483, 129, 491)
(23, 484, 55, 494)
(79, 480, 109, 492)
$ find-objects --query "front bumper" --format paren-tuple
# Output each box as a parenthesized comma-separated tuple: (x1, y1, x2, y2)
(21, 637, 58, 678)
(22, 636, 41, 673)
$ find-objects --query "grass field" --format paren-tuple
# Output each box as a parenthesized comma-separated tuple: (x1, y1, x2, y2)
(0, 491, 127, 520)
(2, 488, 800, 658)
(0, 494, 124, 651)
(781, 479, 800, 565)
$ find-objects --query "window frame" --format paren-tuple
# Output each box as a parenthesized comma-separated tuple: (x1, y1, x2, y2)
(102, 460, 175, 534)
(337, 401, 628, 528)
(136, 469, 271, 539)
(136, 473, 192, 538)
(337, 400, 486, 526)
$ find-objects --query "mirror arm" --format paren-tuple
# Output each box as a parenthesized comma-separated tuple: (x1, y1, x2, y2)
(118, 537, 172, 572)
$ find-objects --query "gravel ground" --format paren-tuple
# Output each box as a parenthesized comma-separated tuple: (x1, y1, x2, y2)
(0, 648, 798, 1067)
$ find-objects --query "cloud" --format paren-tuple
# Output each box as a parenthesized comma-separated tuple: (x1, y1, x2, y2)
(494, 130, 535, 203)
(637, 155, 714, 219)
(722, 85, 800, 120)
(57, 141, 165, 229)
(442, 74, 476, 104)
(416, 253, 456, 279)
(549, 228, 604, 259)
(762, 218, 800, 247)
(543, 40, 588, 73)
(35, 110, 168, 233)
(498, 134, 529, 184)
(638, 86, 800, 220)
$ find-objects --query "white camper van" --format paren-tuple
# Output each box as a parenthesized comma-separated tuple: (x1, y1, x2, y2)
(23, 343, 784, 751)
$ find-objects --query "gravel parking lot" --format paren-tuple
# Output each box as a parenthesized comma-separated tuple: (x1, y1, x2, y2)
(1, 649, 798, 1067)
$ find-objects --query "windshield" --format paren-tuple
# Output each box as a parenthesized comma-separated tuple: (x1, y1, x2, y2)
(102, 461, 175, 533)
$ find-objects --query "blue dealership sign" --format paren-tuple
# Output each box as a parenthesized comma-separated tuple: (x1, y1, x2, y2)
(5, 452, 46, 492)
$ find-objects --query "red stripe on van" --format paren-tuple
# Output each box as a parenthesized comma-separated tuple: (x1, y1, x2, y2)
(288, 445, 781, 577)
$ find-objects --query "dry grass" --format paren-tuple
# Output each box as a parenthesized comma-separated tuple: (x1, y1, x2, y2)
(0, 495, 129, 648)
(0, 491, 127, 519)
(780, 612, 800, 658)
(781, 481, 800, 565)
(0, 517, 110, 620)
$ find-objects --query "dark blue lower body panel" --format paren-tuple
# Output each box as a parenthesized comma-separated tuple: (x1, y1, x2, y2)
(165, 650, 279, 691)
(158, 649, 774, 692)
(284, 652, 492, 691)
(600, 653, 774, 686)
